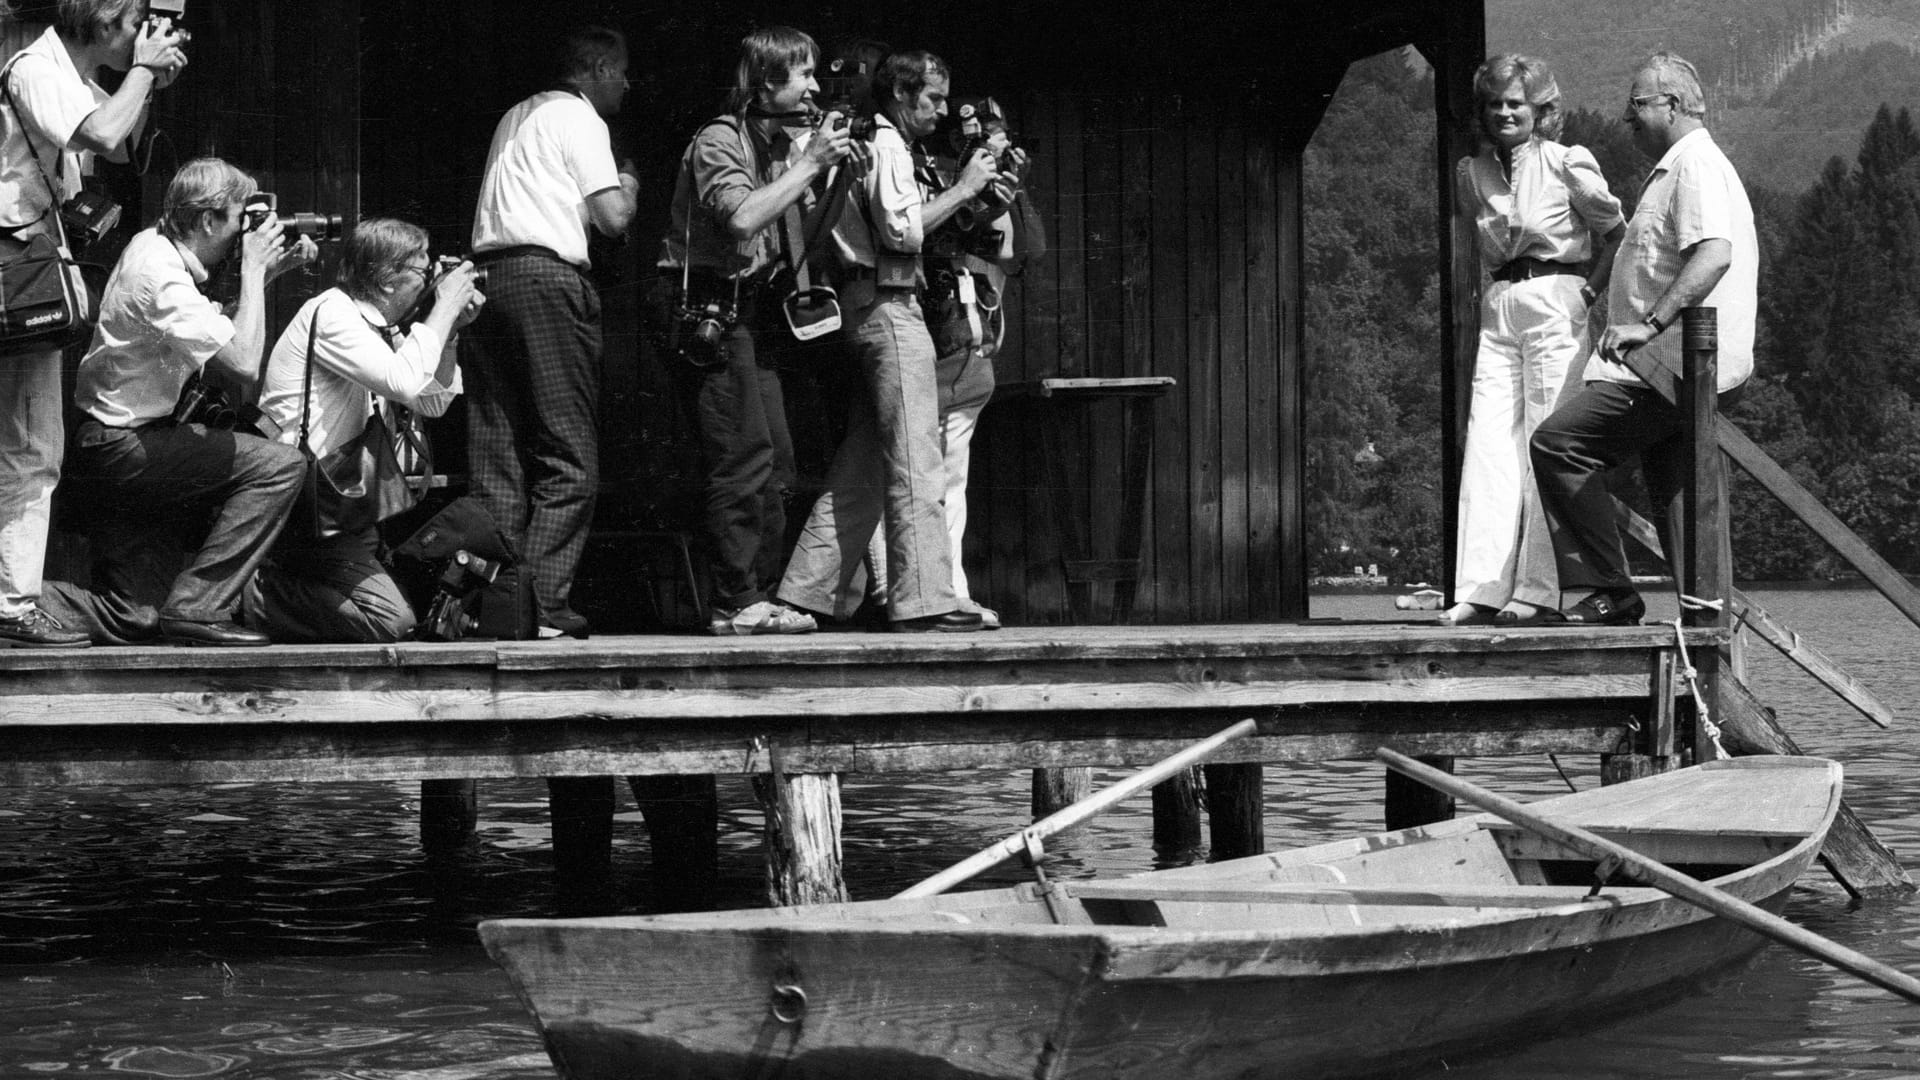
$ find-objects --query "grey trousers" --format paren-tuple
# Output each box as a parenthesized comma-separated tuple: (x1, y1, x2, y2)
(778, 292, 956, 621)
(243, 527, 416, 643)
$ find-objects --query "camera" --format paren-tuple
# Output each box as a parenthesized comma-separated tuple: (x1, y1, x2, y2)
(172, 371, 258, 432)
(418, 549, 501, 642)
(672, 292, 737, 369)
(435, 254, 486, 288)
(147, 0, 190, 44)
(243, 193, 344, 242)
(60, 189, 121, 252)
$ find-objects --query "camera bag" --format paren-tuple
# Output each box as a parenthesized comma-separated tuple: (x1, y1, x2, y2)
(0, 55, 104, 354)
(285, 301, 420, 544)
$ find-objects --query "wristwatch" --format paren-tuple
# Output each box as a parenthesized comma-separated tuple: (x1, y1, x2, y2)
(1578, 283, 1597, 306)
(1642, 311, 1666, 334)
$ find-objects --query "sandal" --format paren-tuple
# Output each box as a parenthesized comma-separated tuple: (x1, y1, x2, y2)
(1439, 602, 1497, 627)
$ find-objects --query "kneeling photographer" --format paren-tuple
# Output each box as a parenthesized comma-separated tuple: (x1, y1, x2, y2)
(242, 217, 484, 644)
(648, 25, 851, 637)
(42, 157, 314, 646)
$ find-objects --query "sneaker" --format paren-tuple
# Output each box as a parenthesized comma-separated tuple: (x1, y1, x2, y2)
(0, 606, 91, 648)
(708, 600, 817, 636)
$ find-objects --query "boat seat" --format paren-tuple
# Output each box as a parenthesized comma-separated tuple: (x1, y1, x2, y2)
(1068, 880, 1666, 909)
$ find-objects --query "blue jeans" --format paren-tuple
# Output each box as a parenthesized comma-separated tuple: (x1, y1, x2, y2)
(779, 292, 954, 621)
(0, 346, 63, 619)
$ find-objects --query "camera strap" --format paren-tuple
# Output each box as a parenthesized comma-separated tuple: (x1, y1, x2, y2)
(0, 53, 70, 249)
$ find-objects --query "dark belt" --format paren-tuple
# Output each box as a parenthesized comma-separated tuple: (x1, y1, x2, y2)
(473, 245, 584, 273)
(839, 265, 918, 292)
(1491, 256, 1582, 284)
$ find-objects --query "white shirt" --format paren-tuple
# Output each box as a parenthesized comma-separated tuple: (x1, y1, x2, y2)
(470, 90, 622, 267)
(1457, 138, 1623, 272)
(0, 26, 108, 239)
(827, 114, 924, 269)
(256, 288, 458, 459)
(73, 227, 235, 427)
(1588, 128, 1757, 392)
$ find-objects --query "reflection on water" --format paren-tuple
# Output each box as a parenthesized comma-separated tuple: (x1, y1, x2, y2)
(2, 587, 1920, 1077)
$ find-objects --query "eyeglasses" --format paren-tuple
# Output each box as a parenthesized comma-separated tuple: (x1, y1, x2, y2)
(399, 262, 431, 277)
(1627, 93, 1675, 112)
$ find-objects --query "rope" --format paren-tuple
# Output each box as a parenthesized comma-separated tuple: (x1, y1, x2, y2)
(1671, 617, 1725, 760)
(1677, 593, 1724, 613)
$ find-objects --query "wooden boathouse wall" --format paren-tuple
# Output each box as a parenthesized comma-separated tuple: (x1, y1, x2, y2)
(59, 0, 1485, 632)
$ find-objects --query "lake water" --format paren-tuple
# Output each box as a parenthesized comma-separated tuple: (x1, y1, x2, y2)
(5, 586, 1920, 1078)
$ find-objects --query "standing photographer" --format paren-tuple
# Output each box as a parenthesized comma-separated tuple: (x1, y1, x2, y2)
(865, 94, 1044, 630)
(462, 24, 638, 640)
(775, 49, 999, 632)
(42, 157, 314, 646)
(243, 218, 483, 643)
(653, 25, 850, 636)
(0, 0, 186, 647)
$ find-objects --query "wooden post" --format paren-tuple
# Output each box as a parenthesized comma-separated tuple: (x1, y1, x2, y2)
(1032, 766, 1092, 818)
(628, 774, 719, 912)
(546, 776, 616, 915)
(1151, 768, 1203, 853)
(1604, 649, 1680, 782)
(1679, 307, 1727, 764)
(420, 779, 477, 855)
(1384, 755, 1455, 829)
(756, 771, 849, 906)
(1204, 763, 1265, 859)
(1716, 675, 1913, 898)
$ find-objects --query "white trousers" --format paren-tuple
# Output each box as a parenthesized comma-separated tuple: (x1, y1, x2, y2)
(1454, 275, 1587, 609)
(0, 346, 63, 618)
(867, 400, 982, 601)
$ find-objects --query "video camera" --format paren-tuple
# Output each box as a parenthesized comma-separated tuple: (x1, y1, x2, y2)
(418, 549, 501, 642)
(243, 192, 344, 243)
(147, 0, 190, 44)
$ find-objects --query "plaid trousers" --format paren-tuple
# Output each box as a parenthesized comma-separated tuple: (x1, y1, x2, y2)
(460, 252, 602, 622)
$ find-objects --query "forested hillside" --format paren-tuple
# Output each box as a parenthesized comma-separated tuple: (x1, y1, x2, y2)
(1490, 0, 1920, 194)
(1303, 49, 1920, 583)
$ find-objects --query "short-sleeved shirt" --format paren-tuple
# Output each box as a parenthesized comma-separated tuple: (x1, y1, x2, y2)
(470, 90, 622, 267)
(1588, 128, 1757, 392)
(0, 26, 107, 240)
(73, 227, 236, 427)
(827, 114, 924, 270)
(255, 288, 459, 458)
(1457, 137, 1623, 273)
(657, 115, 798, 281)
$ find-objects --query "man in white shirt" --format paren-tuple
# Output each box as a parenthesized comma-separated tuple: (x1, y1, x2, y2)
(1530, 52, 1758, 625)
(462, 25, 638, 640)
(0, 0, 185, 647)
(43, 157, 315, 645)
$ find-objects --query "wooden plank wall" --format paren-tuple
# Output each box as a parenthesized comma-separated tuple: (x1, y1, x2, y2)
(975, 90, 1298, 626)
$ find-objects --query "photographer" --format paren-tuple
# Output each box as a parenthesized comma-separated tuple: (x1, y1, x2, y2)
(41, 157, 314, 646)
(0, 0, 187, 647)
(462, 24, 638, 641)
(865, 94, 1045, 630)
(242, 218, 484, 643)
(775, 49, 999, 633)
(652, 25, 850, 636)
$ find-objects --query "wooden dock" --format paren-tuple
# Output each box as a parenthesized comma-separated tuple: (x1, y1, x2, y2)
(0, 622, 1713, 783)
(0, 621, 1721, 905)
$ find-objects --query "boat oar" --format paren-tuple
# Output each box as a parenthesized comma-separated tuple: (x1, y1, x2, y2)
(1376, 747, 1920, 1006)
(896, 718, 1258, 899)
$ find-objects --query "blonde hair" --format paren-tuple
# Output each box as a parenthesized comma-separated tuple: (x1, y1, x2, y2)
(1472, 54, 1564, 142)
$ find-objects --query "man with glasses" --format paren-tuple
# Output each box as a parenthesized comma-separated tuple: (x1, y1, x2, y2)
(1529, 51, 1758, 624)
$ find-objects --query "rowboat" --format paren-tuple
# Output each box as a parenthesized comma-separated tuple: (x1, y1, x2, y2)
(480, 755, 1842, 1080)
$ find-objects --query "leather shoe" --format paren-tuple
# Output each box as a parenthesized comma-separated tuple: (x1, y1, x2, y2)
(160, 618, 271, 647)
(1560, 589, 1646, 626)
(0, 606, 90, 648)
(890, 610, 985, 633)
